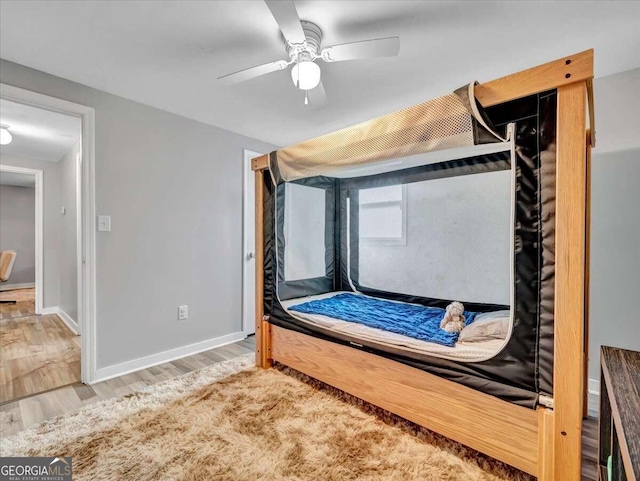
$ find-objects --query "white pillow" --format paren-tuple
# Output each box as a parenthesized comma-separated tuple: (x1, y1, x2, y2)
(458, 310, 511, 343)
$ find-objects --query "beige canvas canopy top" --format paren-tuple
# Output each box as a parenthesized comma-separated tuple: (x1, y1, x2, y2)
(272, 82, 505, 182)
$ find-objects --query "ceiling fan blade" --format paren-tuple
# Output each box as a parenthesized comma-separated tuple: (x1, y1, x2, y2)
(264, 0, 306, 45)
(308, 81, 328, 109)
(320, 37, 400, 62)
(217, 60, 288, 85)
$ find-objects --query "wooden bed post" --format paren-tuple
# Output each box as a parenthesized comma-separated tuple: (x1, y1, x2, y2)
(537, 407, 555, 480)
(553, 80, 589, 481)
(253, 155, 272, 368)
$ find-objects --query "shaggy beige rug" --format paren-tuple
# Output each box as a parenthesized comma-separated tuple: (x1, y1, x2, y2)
(1, 353, 532, 481)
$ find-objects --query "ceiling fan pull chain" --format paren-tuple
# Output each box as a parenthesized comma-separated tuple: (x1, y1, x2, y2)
(304, 91, 309, 105)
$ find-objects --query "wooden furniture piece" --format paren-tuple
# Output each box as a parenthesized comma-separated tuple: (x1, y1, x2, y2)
(599, 346, 640, 481)
(253, 50, 595, 481)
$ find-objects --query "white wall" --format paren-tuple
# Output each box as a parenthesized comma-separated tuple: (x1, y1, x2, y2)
(0, 184, 35, 286)
(589, 67, 640, 384)
(0, 59, 276, 371)
(0, 154, 61, 306)
(58, 141, 79, 322)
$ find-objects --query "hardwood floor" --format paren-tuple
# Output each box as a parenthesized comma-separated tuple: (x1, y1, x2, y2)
(0, 288, 36, 321)
(0, 288, 80, 404)
(0, 336, 256, 437)
(0, 334, 598, 480)
(582, 415, 599, 481)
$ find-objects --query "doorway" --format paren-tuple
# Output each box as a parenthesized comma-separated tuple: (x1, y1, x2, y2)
(0, 99, 84, 402)
(0, 166, 42, 317)
(242, 149, 262, 336)
(0, 83, 96, 390)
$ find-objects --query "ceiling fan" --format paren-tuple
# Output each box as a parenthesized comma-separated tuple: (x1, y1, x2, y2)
(217, 0, 400, 108)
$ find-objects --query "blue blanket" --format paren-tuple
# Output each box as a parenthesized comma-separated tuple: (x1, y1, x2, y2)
(290, 293, 478, 347)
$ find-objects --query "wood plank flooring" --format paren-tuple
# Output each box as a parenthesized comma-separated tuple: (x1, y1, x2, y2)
(0, 336, 255, 437)
(0, 288, 36, 321)
(1, 288, 80, 403)
(582, 415, 598, 481)
(0, 334, 598, 480)
(0, 288, 37, 302)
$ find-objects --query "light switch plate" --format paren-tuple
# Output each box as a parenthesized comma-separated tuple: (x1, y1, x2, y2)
(97, 215, 111, 232)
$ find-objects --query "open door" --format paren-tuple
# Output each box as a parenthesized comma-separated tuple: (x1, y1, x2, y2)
(242, 150, 261, 335)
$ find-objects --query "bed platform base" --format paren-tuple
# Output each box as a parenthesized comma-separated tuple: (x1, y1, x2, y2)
(271, 325, 544, 476)
(253, 50, 594, 481)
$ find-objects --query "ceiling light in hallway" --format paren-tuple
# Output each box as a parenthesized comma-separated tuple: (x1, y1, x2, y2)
(0, 125, 12, 145)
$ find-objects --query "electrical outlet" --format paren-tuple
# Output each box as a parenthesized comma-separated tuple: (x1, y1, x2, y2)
(178, 305, 188, 320)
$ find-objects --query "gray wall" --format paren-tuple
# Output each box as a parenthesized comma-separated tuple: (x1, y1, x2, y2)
(588, 68, 640, 381)
(0, 184, 35, 285)
(0, 59, 276, 369)
(0, 154, 62, 307)
(59, 141, 79, 323)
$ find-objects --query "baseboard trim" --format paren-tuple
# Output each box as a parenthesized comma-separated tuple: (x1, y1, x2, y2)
(0, 282, 35, 291)
(92, 331, 247, 384)
(57, 308, 79, 335)
(588, 378, 600, 414)
(41, 306, 79, 335)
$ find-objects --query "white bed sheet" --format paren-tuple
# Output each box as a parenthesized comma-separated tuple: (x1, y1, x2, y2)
(281, 292, 508, 362)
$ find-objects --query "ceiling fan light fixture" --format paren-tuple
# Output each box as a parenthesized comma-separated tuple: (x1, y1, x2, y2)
(217, 1, 401, 109)
(291, 60, 321, 90)
(0, 125, 12, 145)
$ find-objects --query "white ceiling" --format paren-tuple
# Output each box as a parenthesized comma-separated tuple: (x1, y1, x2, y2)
(0, 171, 36, 187)
(0, 99, 81, 162)
(1, 1, 639, 147)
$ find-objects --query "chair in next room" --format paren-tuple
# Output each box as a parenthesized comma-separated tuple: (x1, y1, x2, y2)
(0, 250, 18, 304)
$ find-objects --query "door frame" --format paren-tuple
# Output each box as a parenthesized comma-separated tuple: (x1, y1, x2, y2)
(1, 83, 97, 384)
(0, 165, 43, 315)
(242, 149, 262, 335)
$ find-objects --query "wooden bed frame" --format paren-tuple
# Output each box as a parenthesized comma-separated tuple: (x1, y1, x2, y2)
(252, 50, 595, 481)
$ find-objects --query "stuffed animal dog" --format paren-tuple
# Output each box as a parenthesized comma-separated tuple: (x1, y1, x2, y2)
(440, 301, 466, 333)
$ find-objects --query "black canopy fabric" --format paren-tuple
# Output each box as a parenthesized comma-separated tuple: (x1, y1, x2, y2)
(261, 91, 557, 409)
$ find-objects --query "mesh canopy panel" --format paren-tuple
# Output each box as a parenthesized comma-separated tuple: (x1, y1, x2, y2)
(283, 183, 326, 281)
(275, 93, 476, 181)
(357, 171, 512, 305)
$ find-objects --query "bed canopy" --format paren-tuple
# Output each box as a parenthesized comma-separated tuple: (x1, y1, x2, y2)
(270, 82, 505, 182)
(264, 79, 553, 407)
(252, 50, 594, 481)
